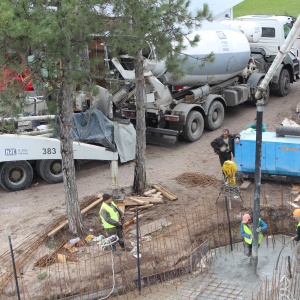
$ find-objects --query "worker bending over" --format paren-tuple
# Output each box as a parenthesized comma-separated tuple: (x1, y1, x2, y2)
(99, 193, 132, 255)
(241, 213, 268, 257)
(290, 209, 300, 263)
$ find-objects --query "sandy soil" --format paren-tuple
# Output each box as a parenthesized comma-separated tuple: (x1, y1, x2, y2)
(0, 81, 300, 256)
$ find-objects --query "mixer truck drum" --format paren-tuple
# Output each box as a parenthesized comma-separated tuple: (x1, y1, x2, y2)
(276, 126, 300, 137)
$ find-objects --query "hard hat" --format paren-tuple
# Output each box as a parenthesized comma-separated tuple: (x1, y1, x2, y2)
(293, 209, 300, 218)
(242, 214, 251, 223)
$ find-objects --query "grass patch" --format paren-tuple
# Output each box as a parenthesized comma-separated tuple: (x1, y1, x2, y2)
(234, 0, 300, 17)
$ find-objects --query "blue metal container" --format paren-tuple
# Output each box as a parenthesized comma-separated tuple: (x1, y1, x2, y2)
(235, 131, 300, 179)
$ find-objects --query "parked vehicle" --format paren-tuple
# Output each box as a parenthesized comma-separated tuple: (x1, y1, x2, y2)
(102, 17, 299, 142)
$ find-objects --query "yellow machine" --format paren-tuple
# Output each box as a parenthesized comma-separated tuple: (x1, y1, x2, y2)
(222, 160, 237, 186)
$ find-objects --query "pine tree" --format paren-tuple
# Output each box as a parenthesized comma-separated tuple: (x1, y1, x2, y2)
(102, 0, 212, 193)
(0, 0, 109, 234)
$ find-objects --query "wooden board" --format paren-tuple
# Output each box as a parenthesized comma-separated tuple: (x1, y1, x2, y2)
(240, 181, 252, 190)
(130, 218, 172, 236)
(152, 184, 177, 201)
(124, 197, 150, 206)
(116, 203, 125, 213)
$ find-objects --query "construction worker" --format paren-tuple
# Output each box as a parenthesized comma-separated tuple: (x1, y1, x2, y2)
(211, 129, 240, 167)
(99, 193, 132, 255)
(290, 209, 300, 262)
(240, 213, 268, 257)
(245, 118, 267, 132)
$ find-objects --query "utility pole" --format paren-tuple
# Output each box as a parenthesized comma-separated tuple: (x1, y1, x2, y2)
(251, 14, 300, 272)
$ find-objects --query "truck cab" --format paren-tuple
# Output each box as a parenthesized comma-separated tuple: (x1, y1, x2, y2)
(234, 15, 300, 96)
(236, 15, 298, 56)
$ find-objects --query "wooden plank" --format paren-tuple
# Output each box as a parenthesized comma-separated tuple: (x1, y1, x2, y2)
(123, 214, 144, 227)
(240, 181, 252, 190)
(116, 203, 125, 213)
(144, 189, 157, 196)
(124, 197, 150, 206)
(129, 204, 153, 211)
(129, 198, 145, 205)
(294, 194, 300, 202)
(288, 201, 300, 208)
(148, 198, 164, 204)
(130, 218, 172, 236)
(152, 184, 177, 201)
(47, 196, 103, 237)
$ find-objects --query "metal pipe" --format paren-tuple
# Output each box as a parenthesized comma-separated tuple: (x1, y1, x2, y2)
(276, 126, 300, 137)
(250, 103, 264, 271)
(0, 115, 56, 122)
(8, 236, 21, 300)
(135, 207, 141, 294)
(224, 196, 233, 251)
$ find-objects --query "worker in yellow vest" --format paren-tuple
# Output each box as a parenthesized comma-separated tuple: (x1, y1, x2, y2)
(99, 193, 133, 255)
(290, 209, 300, 262)
(241, 213, 268, 257)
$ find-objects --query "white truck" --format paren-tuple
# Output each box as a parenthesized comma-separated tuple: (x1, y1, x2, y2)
(0, 134, 119, 192)
(0, 111, 136, 192)
(102, 16, 299, 142)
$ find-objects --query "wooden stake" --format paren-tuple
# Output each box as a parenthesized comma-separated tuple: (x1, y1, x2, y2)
(152, 184, 178, 201)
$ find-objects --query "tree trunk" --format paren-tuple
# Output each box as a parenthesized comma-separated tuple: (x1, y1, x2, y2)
(59, 82, 85, 235)
(133, 50, 147, 194)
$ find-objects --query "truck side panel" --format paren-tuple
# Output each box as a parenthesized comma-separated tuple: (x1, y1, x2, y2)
(0, 134, 118, 162)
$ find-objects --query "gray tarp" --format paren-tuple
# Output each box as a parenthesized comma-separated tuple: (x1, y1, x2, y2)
(54, 108, 136, 162)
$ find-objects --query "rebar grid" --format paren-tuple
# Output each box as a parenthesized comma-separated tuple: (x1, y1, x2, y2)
(1, 192, 299, 299)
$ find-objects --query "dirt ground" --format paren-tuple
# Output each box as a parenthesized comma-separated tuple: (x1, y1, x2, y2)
(0, 80, 300, 257)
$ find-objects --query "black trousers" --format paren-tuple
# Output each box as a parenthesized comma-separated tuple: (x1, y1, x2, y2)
(105, 227, 125, 250)
(218, 152, 232, 167)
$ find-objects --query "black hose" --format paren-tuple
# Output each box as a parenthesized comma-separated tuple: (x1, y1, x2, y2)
(275, 240, 291, 270)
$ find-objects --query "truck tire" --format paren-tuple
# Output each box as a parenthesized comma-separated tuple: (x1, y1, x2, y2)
(277, 69, 290, 97)
(36, 159, 63, 183)
(182, 111, 204, 142)
(0, 161, 33, 191)
(204, 100, 224, 131)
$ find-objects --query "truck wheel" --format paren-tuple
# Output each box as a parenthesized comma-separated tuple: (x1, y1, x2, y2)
(36, 159, 63, 183)
(204, 100, 224, 131)
(182, 111, 204, 142)
(0, 161, 33, 191)
(278, 69, 290, 97)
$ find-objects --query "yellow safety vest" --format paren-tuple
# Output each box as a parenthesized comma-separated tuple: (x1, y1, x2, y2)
(243, 219, 263, 245)
(99, 201, 120, 229)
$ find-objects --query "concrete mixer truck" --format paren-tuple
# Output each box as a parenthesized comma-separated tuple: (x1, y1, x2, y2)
(99, 17, 299, 143)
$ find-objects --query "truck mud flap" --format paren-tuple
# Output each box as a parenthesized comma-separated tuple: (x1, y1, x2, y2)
(146, 127, 178, 147)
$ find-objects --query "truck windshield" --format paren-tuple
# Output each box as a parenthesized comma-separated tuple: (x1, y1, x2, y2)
(283, 23, 291, 38)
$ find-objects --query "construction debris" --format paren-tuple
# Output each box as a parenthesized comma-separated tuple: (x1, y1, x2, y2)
(152, 184, 178, 200)
(47, 195, 103, 237)
(174, 173, 219, 187)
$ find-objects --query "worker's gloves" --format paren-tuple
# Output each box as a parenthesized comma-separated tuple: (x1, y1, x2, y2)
(250, 234, 254, 239)
(256, 227, 262, 233)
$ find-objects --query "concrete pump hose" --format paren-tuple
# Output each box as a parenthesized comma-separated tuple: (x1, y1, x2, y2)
(275, 239, 291, 270)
